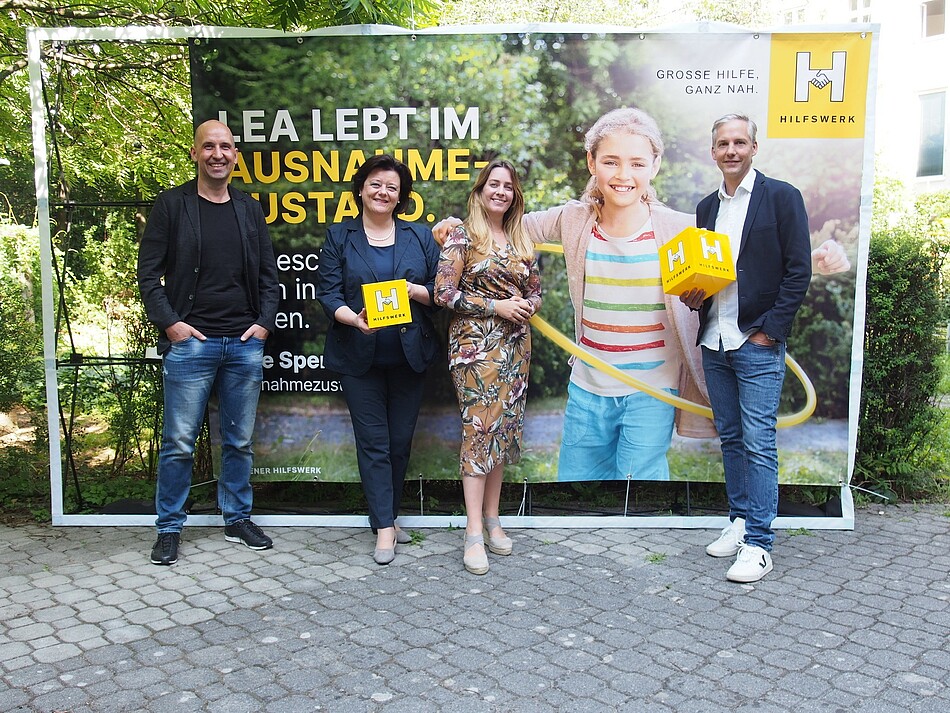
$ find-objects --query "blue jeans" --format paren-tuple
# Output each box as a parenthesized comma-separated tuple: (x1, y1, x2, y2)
(156, 336, 265, 532)
(702, 340, 785, 551)
(557, 382, 676, 481)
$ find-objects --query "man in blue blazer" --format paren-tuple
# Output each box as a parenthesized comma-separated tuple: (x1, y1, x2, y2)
(681, 114, 811, 583)
(138, 120, 280, 566)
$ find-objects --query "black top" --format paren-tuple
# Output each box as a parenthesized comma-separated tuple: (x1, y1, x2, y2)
(186, 197, 257, 337)
(315, 217, 441, 377)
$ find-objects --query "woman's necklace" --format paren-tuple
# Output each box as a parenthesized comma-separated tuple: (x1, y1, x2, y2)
(365, 222, 395, 244)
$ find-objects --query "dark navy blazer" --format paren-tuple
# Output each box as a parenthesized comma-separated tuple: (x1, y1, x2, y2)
(316, 218, 440, 376)
(696, 169, 812, 344)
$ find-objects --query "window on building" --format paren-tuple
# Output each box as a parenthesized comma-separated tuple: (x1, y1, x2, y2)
(783, 5, 805, 24)
(850, 0, 871, 22)
(923, 0, 946, 37)
(918, 92, 946, 177)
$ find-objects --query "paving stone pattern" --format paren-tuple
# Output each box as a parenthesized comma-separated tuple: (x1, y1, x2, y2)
(1, 505, 949, 712)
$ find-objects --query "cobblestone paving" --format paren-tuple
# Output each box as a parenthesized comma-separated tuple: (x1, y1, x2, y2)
(1, 505, 949, 712)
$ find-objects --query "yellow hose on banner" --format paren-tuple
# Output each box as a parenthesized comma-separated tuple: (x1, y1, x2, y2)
(531, 243, 817, 428)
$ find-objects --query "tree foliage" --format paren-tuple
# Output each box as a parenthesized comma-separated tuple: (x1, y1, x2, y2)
(0, 222, 43, 411)
(685, 0, 773, 26)
(857, 228, 947, 489)
(0, 0, 439, 217)
(440, 0, 660, 26)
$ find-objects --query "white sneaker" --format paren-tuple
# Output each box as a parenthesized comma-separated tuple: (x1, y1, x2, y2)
(706, 517, 745, 557)
(726, 543, 773, 583)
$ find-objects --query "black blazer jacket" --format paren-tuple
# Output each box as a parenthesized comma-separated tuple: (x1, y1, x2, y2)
(696, 170, 812, 344)
(137, 179, 280, 354)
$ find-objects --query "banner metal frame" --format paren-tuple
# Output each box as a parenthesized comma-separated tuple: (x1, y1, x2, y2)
(29, 23, 875, 530)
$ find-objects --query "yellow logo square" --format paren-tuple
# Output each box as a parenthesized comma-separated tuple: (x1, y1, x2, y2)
(362, 278, 412, 329)
(768, 33, 873, 139)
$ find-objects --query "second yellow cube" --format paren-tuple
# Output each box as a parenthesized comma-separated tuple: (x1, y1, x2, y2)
(659, 227, 736, 298)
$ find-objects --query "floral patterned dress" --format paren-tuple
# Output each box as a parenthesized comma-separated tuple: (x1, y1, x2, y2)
(435, 226, 542, 477)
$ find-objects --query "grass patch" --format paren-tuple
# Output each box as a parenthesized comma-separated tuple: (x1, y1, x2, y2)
(786, 527, 813, 537)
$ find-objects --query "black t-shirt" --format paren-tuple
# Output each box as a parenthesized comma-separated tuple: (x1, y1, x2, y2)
(186, 197, 257, 336)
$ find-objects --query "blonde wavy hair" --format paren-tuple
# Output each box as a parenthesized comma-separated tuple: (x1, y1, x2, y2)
(463, 160, 532, 261)
(581, 107, 664, 222)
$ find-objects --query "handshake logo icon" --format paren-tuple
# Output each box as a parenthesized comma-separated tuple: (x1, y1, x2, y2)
(375, 287, 401, 313)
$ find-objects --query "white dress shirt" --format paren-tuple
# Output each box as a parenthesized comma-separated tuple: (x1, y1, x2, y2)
(700, 169, 758, 352)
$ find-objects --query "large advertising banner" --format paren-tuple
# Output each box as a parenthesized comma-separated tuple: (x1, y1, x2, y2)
(190, 28, 872, 486)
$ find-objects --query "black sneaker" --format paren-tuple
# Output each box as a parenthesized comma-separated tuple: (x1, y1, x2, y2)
(150, 532, 180, 566)
(224, 519, 273, 550)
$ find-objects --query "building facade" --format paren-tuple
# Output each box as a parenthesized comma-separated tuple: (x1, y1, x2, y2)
(774, 0, 949, 195)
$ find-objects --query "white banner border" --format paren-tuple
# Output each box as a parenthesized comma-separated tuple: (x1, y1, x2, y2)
(29, 23, 872, 529)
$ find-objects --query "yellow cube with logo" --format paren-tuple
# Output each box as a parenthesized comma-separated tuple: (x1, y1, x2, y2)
(659, 227, 736, 298)
(362, 278, 412, 329)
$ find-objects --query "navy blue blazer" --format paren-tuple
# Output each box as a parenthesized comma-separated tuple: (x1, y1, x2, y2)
(137, 179, 280, 354)
(316, 218, 440, 376)
(696, 170, 812, 344)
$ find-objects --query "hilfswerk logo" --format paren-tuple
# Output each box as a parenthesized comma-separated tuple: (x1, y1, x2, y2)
(769, 34, 868, 138)
(795, 51, 847, 102)
(375, 287, 400, 313)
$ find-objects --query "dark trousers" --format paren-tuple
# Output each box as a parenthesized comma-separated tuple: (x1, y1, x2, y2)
(340, 364, 427, 529)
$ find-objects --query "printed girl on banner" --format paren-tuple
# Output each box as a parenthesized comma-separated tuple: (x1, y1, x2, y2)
(435, 109, 715, 483)
(519, 108, 716, 481)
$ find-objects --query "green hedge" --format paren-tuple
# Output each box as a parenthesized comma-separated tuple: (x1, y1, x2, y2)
(856, 228, 947, 491)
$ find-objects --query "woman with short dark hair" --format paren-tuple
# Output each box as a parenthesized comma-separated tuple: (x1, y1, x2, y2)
(316, 154, 440, 565)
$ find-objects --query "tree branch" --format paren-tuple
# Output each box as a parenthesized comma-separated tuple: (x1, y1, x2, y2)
(0, 57, 27, 83)
(0, 0, 174, 24)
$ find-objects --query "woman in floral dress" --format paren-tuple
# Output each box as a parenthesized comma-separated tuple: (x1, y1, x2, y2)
(435, 160, 542, 575)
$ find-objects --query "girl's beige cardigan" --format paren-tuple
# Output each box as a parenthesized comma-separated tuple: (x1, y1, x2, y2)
(522, 200, 717, 439)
